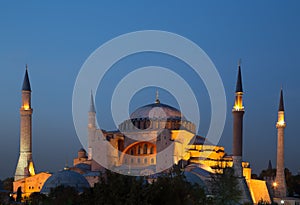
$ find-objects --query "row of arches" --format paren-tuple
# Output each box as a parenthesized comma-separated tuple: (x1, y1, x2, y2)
(118, 118, 196, 132)
(125, 142, 156, 156)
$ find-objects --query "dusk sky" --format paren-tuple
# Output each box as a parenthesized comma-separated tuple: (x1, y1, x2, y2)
(0, 1, 300, 179)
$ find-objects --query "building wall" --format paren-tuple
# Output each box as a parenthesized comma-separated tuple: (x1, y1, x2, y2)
(13, 172, 51, 198)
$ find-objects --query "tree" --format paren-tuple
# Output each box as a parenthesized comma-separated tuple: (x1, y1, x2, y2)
(91, 170, 148, 205)
(209, 167, 242, 205)
(28, 192, 48, 205)
(16, 186, 22, 202)
(1, 177, 13, 192)
(85, 166, 206, 205)
(146, 165, 206, 205)
(48, 186, 79, 205)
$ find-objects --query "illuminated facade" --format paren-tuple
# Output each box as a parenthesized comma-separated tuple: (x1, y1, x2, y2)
(11, 63, 272, 204)
(13, 172, 51, 198)
(84, 93, 243, 175)
(77, 62, 270, 204)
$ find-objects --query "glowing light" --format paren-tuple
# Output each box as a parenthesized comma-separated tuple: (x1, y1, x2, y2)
(23, 104, 30, 110)
(233, 93, 244, 111)
(233, 105, 244, 111)
(28, 161, 35, 176)
(273, 182, 277, 187)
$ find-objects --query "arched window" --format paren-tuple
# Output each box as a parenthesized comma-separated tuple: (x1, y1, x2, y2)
(137, 158, 141, 164)
(144, 158, 147, 164)
(130, 148, 134, 155)
(151, 158, 154, 164)
(138, 146, 141, 154)
(143, 144, 148, 154)
(150, 146, 154, 154)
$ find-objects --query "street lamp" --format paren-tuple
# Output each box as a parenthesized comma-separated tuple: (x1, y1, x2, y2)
(280, 199, 284, 204)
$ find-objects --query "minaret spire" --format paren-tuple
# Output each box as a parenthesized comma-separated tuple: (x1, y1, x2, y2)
(267, 160, 273, 170)
(22, 65, 31, 91)
(231, 61, 252, 204)
(236, 59, 243, 93)
(88, 91, 96, 160)
(278, 88, 284, 111)
(15, 67, 35, 181)
(89, 91, 96, 113)
(275, 88, 287, 197)
(155, 90, 160, 104)
(232, 60, 245, 177)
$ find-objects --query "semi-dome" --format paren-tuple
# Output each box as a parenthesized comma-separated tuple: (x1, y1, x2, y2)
(41, 169, 90, 194)
(130, 102, 184, 120)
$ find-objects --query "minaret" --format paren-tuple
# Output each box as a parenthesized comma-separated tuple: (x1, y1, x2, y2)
(15, 66, 35, 181)
(88, 92, 96, 160)
(232, 61, 245, 177)
(275, 88, 287, 197)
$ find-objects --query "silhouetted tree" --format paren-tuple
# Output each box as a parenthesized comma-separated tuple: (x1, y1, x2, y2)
(1, 178, 13, 192)
(16, 186, 22, 202)
(28, 192, 48, 205)
(48, 186, 79, 205)
(209, 167, 241, 205)
(146, 165, 206, 205)
(85, 166, 206, 205)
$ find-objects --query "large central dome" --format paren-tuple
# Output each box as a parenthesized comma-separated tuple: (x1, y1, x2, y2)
(130, 102, 184, 120)
(118, 94, 195, 133)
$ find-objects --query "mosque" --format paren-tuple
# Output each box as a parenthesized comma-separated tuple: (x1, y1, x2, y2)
(13, 63, 291, 204)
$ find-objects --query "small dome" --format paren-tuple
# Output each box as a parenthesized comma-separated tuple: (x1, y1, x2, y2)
(78, 148, 86, 153)
(130, 103, 184, 120)
(78, 148, 87, 158)
(41, 170, 90, 194)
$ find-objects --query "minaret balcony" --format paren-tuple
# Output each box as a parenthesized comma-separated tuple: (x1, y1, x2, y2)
(276, 121, 286, 128)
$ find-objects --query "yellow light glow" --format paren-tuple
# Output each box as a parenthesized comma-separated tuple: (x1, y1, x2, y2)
(233, 105, 244, 111)
(277, 111, 285, 123)
(277, 111, 286, 127)
(273, 182, 277, 187)
(23, 104, 30, 110)
(28, 161, 35, 176)
(233, 93, 244, 111)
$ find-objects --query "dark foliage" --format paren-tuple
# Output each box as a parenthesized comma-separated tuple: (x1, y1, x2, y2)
(22, 166, 206, 205)
(209, 167, 242, 205)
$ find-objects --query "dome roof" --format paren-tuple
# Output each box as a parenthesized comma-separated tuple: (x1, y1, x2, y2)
(78, 148, 86, 153)
(130, 102, 184, 120)
(41, 169, 90, 194)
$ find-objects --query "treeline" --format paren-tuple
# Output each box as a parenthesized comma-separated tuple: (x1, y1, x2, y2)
(22, 166, 207, 205)
(1, 166, 283, 205)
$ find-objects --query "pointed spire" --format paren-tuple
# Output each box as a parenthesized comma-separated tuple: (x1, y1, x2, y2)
(278, 88, 284, 111)
(155, 90, 160, 104)
(89, 91, 96, 113)
(235, 59, 243, 93)
(268, 160, 272, 170)
(22, 65, 31, 91)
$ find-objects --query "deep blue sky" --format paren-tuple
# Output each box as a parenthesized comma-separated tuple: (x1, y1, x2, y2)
(0, 1, 300, 179)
